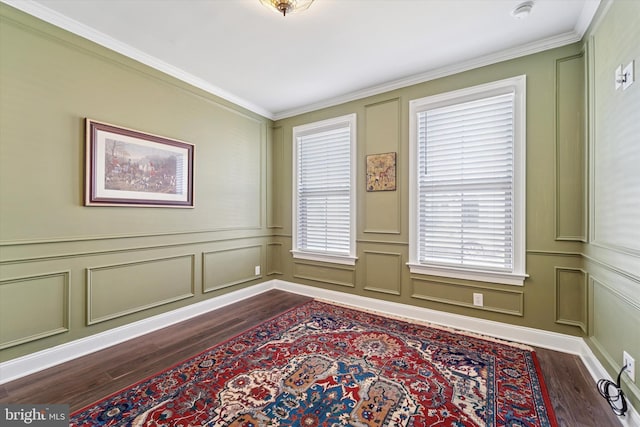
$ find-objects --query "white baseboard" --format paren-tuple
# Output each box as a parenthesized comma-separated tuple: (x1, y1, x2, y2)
(0, 281, 272, 384)
(576, 342, 640, 427)
(271, 279, 639, 426)
(1, 279, 637, 425)
(272, 279, 585, 353)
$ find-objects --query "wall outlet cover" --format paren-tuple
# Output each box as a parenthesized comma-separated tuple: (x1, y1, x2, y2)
(473, 293, 483, 307)
(615, 64, 623, 89)
(623, 351, 635, 382)
(622, 60, 635, 90)
(255, 265, 261, 276)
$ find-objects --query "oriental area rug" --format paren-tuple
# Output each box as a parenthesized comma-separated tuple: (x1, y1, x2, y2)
(70, 300, 558, 427)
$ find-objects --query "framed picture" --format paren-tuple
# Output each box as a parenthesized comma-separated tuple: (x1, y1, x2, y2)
(85, 119, 194, 207)
(366, 152, 396, 192)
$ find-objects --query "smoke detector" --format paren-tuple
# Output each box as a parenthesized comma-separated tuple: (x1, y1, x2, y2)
(512, 1, 534, 19)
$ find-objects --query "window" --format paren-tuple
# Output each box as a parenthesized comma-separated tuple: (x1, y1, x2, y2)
(292, 113, 357, 265)
(408, 76, 527, 285)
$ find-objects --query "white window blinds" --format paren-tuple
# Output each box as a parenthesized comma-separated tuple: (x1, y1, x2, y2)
(417, 93, 515, 271)
(293, 114, 356, 264)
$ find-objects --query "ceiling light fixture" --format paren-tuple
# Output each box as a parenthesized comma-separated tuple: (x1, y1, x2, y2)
(259, 0, 315, 17)
(511, 1, 534, 19)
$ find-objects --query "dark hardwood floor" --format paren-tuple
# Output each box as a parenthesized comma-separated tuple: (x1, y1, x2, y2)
(0, 290, 620, 426)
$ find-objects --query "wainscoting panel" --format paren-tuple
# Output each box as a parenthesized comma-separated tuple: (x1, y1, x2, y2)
(591, 277, 640, 351)
(363, 98, 401, 235)
(211, 119, 264, 230)
(0, 272, 70, 349)
(266, 242, 283, 276)
(362, 250, 402, 295)
(555, 53, 586, 241)
(555, 267, 587, 332)
(203, 245, 262, 292)
(267, 126, 284, 230)
(590, 276, 640, 404)
(87, 255, 195, 325)
(293, 261, 355, 288)
(411, 277, 524, 316)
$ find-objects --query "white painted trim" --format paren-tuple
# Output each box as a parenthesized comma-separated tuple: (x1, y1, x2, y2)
(578, 341, 640, 427)
(574, 0, 602, 38)
(274, 280, 638, 426)
(407, 75, 527, 286)
(582, 0, 613, 41)
(0, 282, 272, 384)
(273, 280, 584, 354)
(3, 0, 593, 123)
(273, 32, 581, 120)
(1, 278, 636, 425)
(291, 113, 357, 263)
(291, 250, 357, 266)
(407, 263, 527, 286)
(0, 0, 274, 120)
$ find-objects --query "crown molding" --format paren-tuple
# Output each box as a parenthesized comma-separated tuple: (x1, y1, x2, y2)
(574, 0, 602, 38)
(3, 0, 599, 123)
(272, 30, 582, 120)
(583, 0, 614, 40)
(1, 0, 275, 120)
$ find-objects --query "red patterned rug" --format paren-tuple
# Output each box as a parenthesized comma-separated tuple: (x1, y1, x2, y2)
(71, 300, 558, 426)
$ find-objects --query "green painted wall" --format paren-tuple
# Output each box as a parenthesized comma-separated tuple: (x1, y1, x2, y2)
(2, 3, 639, 414)
(271, 42, 588, 335)
(584, 0, 640, 410)
(268, 0, 640, 410)
(0, 5, 273, 361)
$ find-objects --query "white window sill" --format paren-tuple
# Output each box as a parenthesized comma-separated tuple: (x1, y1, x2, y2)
(407, 263, 527, 286)
(291, 250, 357, 266)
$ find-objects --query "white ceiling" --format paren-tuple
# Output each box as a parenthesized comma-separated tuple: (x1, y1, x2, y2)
(5, 0, 600, 119)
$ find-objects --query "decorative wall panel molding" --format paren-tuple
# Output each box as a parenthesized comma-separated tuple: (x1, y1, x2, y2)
(0, 271, 70, 349)
(526, 250, 582, 257)
(266, 242, 283, 276)
(293, 261, 355, 288)
(87, 255, 195, 324)
(203, 245, 262, 293)
(362, 250, 402, 295)
(590, 276, 640, 405)
(0, 233, 270, 265)
(411, 276, 524, 316)
(267, 126, 284, 229)
(363, 98, 401, 235)
(555, 53, 586, 241)
(555, 267, 587, 332)
(357, 239, 408, 246)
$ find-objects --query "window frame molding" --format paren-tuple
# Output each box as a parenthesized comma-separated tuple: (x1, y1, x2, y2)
(291, 113, 358, 266)
(408, 75, 527, 286)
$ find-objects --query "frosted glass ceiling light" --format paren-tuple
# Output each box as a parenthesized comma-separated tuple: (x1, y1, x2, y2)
(259, 0, 315, 16)
(512, 1, 534, 19)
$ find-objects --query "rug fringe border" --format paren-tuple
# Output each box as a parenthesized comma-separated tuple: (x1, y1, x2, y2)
(313, 297, 535, 352)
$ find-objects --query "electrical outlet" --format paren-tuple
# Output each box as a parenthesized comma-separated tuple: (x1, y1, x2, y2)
(622, 60, 635, 90)
(623, 351, 635, 382)
(615, 64, 623, 89)
(254, 265, 261, 276)
(473, 293, 483, 307)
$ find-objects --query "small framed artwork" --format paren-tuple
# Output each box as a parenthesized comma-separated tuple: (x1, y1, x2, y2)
(366, 152, 396, 192)
(85, 119, 194, 207)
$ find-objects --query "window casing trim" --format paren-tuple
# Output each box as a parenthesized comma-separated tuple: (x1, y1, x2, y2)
(406, 263, 528, 286)
(291, 113, 357, 264)
(291, 250, 358, 266)
(408, 75, 527, 286)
